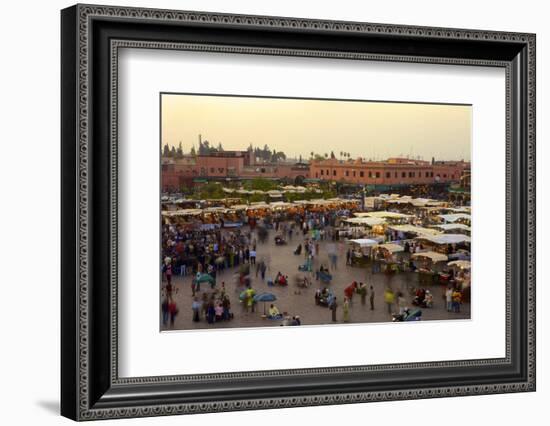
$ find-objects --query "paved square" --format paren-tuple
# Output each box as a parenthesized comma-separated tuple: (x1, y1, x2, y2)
(161, 225, 470, 331)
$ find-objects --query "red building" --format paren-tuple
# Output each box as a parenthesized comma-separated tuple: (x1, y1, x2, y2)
(162, 151, 469, 192)
(161, 150, 309, 192)
(309, 157, 468, 186)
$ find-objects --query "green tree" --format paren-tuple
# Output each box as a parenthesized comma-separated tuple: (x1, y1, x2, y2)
(245, 177, 278, 191)
(248, 193, 266, 203)
(194, 182, 224, 199)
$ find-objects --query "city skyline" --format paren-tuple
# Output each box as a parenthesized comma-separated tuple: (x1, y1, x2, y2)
(161, 94, 472, 162)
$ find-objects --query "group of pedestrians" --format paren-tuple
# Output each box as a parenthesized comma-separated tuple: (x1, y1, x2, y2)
(191, 286, 233, 324)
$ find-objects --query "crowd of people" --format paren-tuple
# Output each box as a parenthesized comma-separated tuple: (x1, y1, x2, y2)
(162, 224, 257, 279)
(161, 205, 469, 329)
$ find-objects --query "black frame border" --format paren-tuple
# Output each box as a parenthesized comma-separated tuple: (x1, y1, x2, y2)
(61, 4, 536, 421)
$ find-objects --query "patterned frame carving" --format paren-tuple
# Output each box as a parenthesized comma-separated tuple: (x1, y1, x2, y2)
(71, 4, 535, 420)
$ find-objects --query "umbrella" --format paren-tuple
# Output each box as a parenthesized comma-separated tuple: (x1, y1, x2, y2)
(254, 292, 277, 315)
(253, 293, 277, 302)
(195, 273, 215, 286)
(239, 289, 255, 301)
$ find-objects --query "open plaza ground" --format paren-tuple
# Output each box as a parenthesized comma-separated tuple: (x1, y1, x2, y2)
(161, 222, 470, 331)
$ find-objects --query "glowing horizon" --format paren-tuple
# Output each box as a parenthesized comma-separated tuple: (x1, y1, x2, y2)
(161, 94, 471, 162)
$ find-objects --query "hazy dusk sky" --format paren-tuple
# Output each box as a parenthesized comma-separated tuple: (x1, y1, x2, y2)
(161, 94, 471, 161)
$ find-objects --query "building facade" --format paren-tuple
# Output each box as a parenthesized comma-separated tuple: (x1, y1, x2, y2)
(161, 151, 309, 191)
(309, 157, 469, 186)
(161, 153, 469, 192)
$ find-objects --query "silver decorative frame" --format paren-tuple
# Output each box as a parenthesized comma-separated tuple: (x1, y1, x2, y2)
(61, 4, 536, 421)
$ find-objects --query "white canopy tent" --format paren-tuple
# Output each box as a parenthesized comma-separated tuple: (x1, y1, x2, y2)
(447, 260, 472, 269)
(345, 217, 386, 227)
(203, 206, 228, 213)
(348, 238, 379, 248)
(389, 224, 442, 236)
(161, 209, 203, 217)
(247, 202, 270, 209)
(416, 234, 471, 245)
(446, 207, 471, 213)
(376, 243, 405, 253)
(355, 211, 413, 219)
(231, 204, 249, 211)
(411, 251, 448, 262)
(438, 213, 472, 223)
(267, 190, 283, 197)
(433, 223, 471, 232)
(236, 189, 253, 195)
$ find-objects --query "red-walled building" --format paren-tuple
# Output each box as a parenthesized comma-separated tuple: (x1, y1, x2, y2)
(161, 151, 309, 191)
(162, 153, 469, 192)
(309, 157, 469, 186)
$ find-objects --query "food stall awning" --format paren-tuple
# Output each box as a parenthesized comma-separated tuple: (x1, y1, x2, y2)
(269, 201, 292, 208)
(447, 260, 472, 269)
(231, 204, 249, 211)
(388, 225, 442, 236)
(438, 213, 471, 223)
(308, 199, 332, 205)
(349, 238, 379, 248)
(411, 198, 439, 207)
(248, 202, 269, 209)
(433, 223, 471, 232)
(360, 211, 414, 219)
(446, 207, 471, 213)
(376, 243, 405, 253)
(416, 234, 471, 244)
(385, 198, 412, 204)
(161, 208, 202, 217)
(411, 251, 448, 262)
(345, 217, 386, 226)
(203, 207, 228, 213)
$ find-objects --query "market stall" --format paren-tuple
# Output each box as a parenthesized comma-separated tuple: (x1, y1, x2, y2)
(347, 238, 378, 266)
(411, 251, 449, 284)
(414, 234, 471, 253)
(432, 223, 471, 235)
(374, 243, 406, 273)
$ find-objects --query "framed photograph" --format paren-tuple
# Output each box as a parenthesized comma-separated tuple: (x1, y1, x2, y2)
(61, 4, 536, 421)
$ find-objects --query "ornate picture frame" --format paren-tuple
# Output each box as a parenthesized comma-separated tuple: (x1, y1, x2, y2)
(61, 4, 535, 420)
